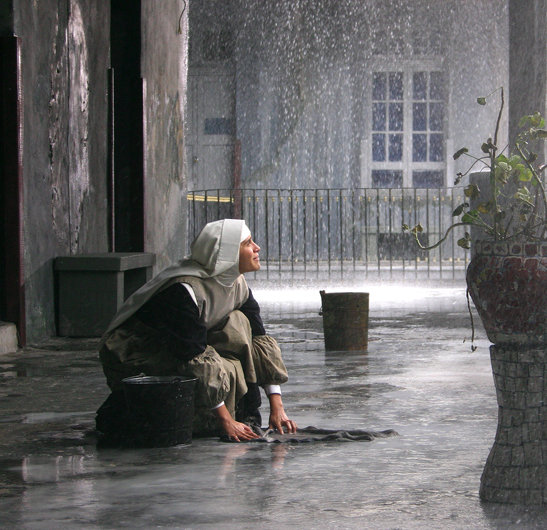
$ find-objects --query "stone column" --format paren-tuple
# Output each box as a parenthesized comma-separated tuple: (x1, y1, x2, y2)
(480, 345, 546, 505)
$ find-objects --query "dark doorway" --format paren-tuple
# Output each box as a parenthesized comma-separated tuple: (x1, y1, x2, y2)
(0, 36, 25, 344)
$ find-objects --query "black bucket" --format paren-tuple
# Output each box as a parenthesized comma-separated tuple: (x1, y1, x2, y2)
(320, 291, 369, 351)
(122, 375, 197, 447)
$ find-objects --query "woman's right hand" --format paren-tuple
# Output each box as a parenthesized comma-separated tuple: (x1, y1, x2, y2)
(214, 404, 260, 442)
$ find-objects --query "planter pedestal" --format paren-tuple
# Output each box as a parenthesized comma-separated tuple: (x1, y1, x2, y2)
(467, 240, 547, 505)
(479, 345, 546, 505)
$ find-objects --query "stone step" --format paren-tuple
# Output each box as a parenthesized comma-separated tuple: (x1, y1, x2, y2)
(0, 321, 18, 354)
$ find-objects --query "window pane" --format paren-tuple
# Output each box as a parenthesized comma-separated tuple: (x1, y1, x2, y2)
(413, 170, 444, 188)
(204, 117, 233, 135)
(429, 103, 444, 130)
(430, 134, 444, 161)
(413, 72, 427, 100)
(372, 103, 386, 131)
(372, 134, 385, 162)
(430, 71, 445, 100)
(413, 103, 427, 131)
(389, 134, 403, 161)
(372, 170, 403, 188)
(372, 73, 386, 100)
(413, 134, 427, 161)
(389, 103, 403, 131)
(389, 72, 403, 100)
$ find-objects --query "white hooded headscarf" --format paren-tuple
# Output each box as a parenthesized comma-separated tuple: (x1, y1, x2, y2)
(103, 219, 251, 335)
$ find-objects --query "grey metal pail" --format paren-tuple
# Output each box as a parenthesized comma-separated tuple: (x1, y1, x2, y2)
(320, 291, 369, 351)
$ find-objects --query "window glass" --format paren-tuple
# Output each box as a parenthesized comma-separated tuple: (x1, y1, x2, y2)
(413, 170, 444, 188)
(413, 72, 427, 100)
(413, 134, 427, 161)
(429, 103, 444, 131)
(430, 134, 444, 161)
(389, 103, 403, 131)
(372, 73, 386, 100)
(372, 103, 386, 131)
(389, 72, 403, 100)
(413, 103, 427, 131)
(372, 170, 403, 188)
(370, 68, 446, 187)
(389, 134, 403, 161)
(372, 134, 385, 162)
(204, 117, 233, 135)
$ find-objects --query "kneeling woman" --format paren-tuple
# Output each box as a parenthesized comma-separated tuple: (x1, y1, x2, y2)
(97, 219, 297, 442)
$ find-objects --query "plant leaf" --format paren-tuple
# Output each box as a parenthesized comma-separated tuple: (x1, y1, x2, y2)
(463, 184, 480, 199)
(461, 210, 480, 224)
(453, 147, 469, 160)
(518, 167, 533, 182)
(457, 236, 471, 249)
(452, 202, 469, 217)
(514, 186, 533, 206)
(477, 97, 487, 105)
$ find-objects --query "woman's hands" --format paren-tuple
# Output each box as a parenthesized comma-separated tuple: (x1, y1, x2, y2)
(214, 404, 259, 442)
(214, 394, 297, 442)
(268, 393, 297, 434)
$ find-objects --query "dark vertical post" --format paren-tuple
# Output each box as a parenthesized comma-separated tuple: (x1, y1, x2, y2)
(265, 189, 270, 280)
(303, 192, 308, 278)
(0, 36, 25, 345)
(327, 189, 332, 278)
(111, 0, 144, 252)
(339, 189, 343, 278)
(107, 67, 115, 251)
(277, 189, 282, 276)
(315, 189, 319, 276)
(233, 139, 242, 218)
(289, 189, 294, 276)
(509, 0, 546, 150)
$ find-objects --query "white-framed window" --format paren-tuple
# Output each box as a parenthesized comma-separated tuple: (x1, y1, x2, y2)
(363, 62, 447, 188)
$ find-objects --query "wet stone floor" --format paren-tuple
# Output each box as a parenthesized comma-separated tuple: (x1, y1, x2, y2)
(1, 285, 546, 529)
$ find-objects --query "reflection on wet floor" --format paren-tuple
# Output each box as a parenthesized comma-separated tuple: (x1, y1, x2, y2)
(0, 287, 545, 528)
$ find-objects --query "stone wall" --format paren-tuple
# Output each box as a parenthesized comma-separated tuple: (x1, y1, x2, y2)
(141, 0, 188, 272)
(13, 0, 110, 342)
(8, 0, 189, 342)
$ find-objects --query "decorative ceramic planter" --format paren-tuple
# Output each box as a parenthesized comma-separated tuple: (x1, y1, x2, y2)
(466, 240, 547, 505)
(466, 240, 547, 346)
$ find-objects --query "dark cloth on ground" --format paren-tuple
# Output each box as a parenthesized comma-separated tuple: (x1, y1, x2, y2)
(220, 425, 399, 443)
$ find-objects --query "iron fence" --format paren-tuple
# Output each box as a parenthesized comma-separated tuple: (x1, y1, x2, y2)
(187, 188, 470, 281)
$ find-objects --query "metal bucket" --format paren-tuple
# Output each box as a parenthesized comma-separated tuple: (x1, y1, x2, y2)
(320, 291, 369, 351)
(122, 375, 197, 447)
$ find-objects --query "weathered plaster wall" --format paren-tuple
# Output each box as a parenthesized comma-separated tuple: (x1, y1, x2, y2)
(13, 0, 109, 342)
(141, 0, 188, 272)
(509, 0, 546, 160)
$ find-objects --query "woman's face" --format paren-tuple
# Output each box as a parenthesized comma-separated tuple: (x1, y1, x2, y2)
(238, 236, 261, 273)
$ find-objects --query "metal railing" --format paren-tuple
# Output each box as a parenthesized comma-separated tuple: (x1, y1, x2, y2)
(187, 188, 470, 282)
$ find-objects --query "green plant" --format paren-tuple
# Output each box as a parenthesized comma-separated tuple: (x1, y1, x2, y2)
(403, 87, 547, 250)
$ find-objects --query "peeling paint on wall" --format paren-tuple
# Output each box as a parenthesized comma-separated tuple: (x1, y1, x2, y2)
(67, 0, 89, 254)
(48, 9, 69, 249)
